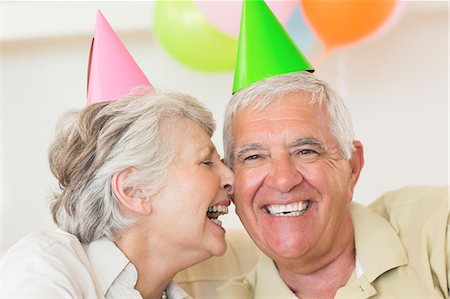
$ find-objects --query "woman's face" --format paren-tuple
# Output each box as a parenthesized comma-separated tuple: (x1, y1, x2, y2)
(149, 118, 234, 259)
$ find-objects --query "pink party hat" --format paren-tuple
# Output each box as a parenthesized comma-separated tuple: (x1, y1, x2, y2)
(87, 10, 153, 104)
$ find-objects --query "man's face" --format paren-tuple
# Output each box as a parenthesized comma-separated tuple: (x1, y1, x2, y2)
(230, 93, 362, 265)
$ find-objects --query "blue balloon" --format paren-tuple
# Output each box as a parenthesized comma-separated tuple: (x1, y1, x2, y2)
(286, 5, 315, 53)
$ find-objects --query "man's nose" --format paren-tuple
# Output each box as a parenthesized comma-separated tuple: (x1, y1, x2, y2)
(265, 155, 303, 193)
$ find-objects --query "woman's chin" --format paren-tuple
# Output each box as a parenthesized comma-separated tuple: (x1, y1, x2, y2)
(211, 240, 227, 257)
(202, 235, 227, 258)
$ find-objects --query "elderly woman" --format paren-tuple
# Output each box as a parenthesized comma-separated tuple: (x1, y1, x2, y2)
(1, 91, 234, 299)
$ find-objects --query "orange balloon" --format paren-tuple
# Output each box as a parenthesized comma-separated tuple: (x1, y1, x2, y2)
(301, 0, 396, 49)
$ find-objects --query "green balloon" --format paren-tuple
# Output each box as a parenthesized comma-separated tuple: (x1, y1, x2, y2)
(154, 0, 237, 72)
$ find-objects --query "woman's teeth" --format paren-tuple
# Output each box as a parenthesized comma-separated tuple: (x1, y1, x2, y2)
(265, 200, 310, 217)
(210, 218, 223, 226)
(207, 205, 228, 225)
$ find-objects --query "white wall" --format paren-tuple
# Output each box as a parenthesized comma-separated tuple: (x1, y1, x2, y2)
(1, 1, 448, 250)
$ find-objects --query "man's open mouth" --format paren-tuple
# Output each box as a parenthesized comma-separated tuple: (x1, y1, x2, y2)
(264, 200, 311, 217)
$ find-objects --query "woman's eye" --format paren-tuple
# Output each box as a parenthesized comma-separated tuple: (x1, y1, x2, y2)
(202, 160, 213, 166)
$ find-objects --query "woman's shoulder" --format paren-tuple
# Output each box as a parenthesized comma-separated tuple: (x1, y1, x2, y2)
(1, 230, 101, 298)
(4, 229, 83, 257)
(1, 229, 101, 298)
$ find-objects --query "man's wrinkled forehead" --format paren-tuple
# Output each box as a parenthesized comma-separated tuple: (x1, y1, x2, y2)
(234, 92, 319, 123)
(230, 93, 328, 147)
(236, 90, 316, 115)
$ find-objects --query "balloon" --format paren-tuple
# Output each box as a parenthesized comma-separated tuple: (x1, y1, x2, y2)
(194, 1, 296, 37)
(154, 0, 237, 72)
(286, 5, 315, 53)
(301, 0, 397, 50)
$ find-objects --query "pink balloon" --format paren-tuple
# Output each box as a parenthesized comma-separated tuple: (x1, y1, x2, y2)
(194, 1, 296, 37)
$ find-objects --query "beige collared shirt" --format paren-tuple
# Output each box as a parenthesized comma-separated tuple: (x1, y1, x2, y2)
(1, 229, 191, 299)
(218, 186, 449, 298)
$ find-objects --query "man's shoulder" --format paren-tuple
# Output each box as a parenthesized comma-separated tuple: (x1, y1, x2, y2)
(368, 185, 448, 249)
(369, 185, 448, 207)
(359, 186, 449, 297)
(368, 185, 448, 224)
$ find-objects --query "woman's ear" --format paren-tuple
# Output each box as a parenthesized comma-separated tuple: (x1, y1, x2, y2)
(111, 167, 152, 215)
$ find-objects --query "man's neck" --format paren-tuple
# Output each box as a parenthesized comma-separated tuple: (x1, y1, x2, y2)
(277, 216, 356, 299)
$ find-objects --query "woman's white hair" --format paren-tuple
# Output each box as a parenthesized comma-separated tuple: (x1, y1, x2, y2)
(49, 91, 215, 243)
(223, 72, 355, 166)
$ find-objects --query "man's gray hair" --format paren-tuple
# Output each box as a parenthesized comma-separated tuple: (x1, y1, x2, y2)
(49, 91, 215, 243)
(223, 72, 355, 166)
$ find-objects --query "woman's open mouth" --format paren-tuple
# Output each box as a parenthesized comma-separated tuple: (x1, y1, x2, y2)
(207, 205, 229, 226)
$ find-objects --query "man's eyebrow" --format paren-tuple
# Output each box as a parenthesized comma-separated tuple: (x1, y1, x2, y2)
(234, 143, 265, 158)
(291, 138, 327, 151)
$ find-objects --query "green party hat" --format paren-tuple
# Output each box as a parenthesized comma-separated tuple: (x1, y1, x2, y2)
(232, 0, 314, 93)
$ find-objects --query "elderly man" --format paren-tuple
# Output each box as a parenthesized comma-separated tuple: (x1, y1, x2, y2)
(217, 1, 449, 298)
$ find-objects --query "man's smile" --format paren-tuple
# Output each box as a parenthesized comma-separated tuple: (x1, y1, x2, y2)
(263, 200, 311, 217)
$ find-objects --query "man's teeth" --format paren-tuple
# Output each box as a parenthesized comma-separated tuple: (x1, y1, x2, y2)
(207, 205, 228, 222)
(265, 201, 310, 217)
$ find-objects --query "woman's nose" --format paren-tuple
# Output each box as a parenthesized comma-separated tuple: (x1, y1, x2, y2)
(220, 163, 234, 195)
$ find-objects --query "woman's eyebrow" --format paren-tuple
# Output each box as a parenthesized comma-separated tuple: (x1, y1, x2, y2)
(198, 144, 216, 157)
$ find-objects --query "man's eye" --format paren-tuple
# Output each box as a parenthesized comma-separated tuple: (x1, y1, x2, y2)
(244, 154, 261, 161)
(298, 149, 318, 155)
(292, 149, 320, 161)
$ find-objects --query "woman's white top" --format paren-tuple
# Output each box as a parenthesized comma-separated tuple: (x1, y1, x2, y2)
(1, 229, 192, 299)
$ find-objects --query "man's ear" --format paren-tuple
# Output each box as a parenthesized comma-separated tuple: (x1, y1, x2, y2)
(347, 140, 365, 200)
(111, 167, 152, 215)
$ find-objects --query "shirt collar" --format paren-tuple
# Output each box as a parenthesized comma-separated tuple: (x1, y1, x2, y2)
(350, 202, 408, 282)
(166, 281, 193, 299)
(254, 254, 296, 298)
(255, 202, 409, 297)
(84, 237, 135, 296)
